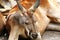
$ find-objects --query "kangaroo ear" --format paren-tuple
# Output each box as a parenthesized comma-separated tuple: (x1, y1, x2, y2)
(28, 0, 40, 12)
(15, 0, 19, 1)
(16, 0, 26, 13)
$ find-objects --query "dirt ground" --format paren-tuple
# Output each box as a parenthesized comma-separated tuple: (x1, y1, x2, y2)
(42, 31, 60, 40)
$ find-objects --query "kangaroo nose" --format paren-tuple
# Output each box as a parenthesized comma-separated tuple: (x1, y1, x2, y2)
(31, 33, 38, 39)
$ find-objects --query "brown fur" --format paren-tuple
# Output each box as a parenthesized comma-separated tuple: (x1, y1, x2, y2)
(0, 13, 5, 33)
(6, 0, 50, 37)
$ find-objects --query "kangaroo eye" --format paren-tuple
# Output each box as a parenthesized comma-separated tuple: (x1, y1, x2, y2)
(25, 21, 30, 25)
(25, 22, 29, 25)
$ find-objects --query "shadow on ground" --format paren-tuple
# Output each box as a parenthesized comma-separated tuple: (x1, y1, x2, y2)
(0, 31, 60, 40)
